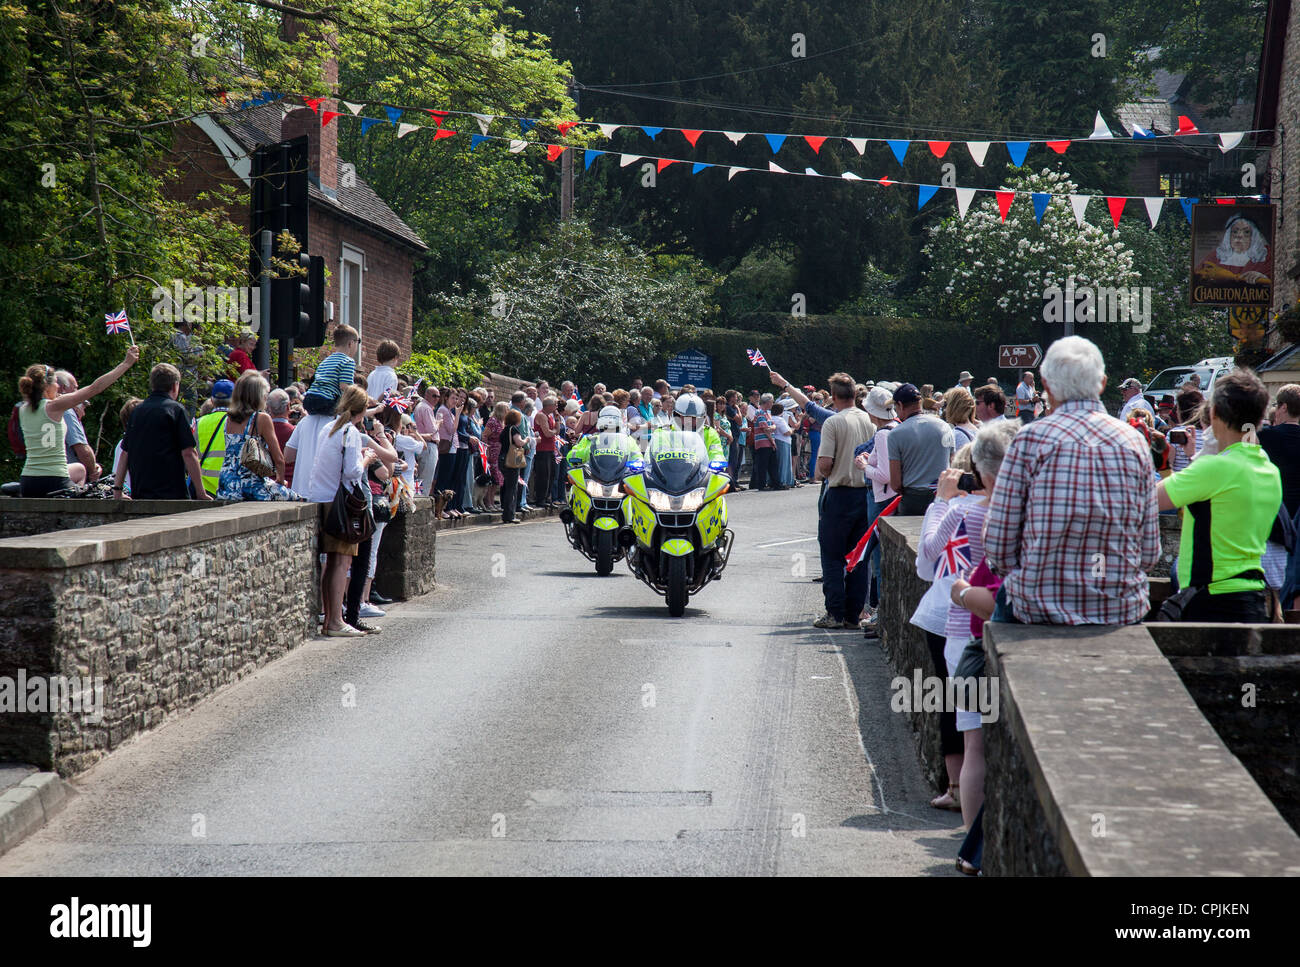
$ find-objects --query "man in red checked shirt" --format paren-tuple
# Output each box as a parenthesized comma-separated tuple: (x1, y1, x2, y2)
(532, 396, 559, 508)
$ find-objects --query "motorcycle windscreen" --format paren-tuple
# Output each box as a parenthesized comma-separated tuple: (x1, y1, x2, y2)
(587, 433, 632, 483)
(645, 430, 710, 494)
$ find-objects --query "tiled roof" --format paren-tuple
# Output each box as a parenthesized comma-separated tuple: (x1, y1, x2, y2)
(215, 102, 427, 253)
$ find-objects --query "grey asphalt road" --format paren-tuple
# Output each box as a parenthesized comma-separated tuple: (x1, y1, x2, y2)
(1, 486, 963, 876)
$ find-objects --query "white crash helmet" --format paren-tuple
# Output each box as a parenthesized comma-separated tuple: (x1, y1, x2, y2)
(595, 405, 624, 433)
(673, 393, 706, 431)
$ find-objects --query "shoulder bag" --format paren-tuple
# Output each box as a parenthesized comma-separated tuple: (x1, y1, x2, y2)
(322, 428, 375, 542)
(506, 431, 526, 469)
(239, 413, 275, 478)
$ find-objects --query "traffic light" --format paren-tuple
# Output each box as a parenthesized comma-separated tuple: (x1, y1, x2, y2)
(269, 249, 311, 340)
(297, 255, 326, 348)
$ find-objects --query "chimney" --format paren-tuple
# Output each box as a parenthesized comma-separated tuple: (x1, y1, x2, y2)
(279, 17, 339, 194)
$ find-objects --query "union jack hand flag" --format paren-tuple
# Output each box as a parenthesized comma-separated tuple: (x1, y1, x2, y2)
(105, 310, 131, 335)
(746, 348, 768, 368)
(935, 521, 972, 580)
(383, 391, 411, 412)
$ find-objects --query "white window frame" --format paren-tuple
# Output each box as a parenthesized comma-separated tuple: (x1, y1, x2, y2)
(340, 243, 366, 360)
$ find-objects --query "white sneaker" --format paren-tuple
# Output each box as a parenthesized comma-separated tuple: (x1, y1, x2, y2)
(360, 602, 386, 618)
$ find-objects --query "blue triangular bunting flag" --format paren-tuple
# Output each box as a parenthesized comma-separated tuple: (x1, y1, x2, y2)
(519, 118, 536, 134)
(1005, 141, 1030, 166)
(470, 134, 488, 150)
(1032, 192, 1051, 222)
(584, 149, 604, 170)
(691, 162, 711, 175)
(1179, 197, 1199, 223)
(1132, 125, 1155, 140)
(360, 117, 382, 136)
(384, 106, 402, 125)
(917, 185, 939, 210)
(886, 140, 909, 165)
(764, 133, 787, 154)
(641, 126, 663, 140)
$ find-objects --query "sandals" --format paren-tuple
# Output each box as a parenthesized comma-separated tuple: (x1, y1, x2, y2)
(956, 857, 980, 876)
(930, 784, 961, 811)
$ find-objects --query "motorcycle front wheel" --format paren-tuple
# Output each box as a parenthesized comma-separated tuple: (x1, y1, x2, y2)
(594, 527, 615, 576)
(665, 554, 688, 617)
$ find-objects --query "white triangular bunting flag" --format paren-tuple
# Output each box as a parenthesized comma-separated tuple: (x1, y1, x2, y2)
(723, 131, 746, 145)
(727, 166, 746, 181)
(841, 172, 862, 180)
(955, 187, 977, 219)
(343, 101, 365, 116)
(472, 113, 493, 135)
(845, 137, 866, 155)
(1218, 132, 1245, 153)
(508, 140, 527, 154)
(396, 123, 420, 139)
(1143, 196, 1164, 227)
(619, 154, 640, 167)
(804, 167, 821, 176)
(769, 161, 790, 174)
(966, 141, 991, 166)
(597, 123, 620, 138)
(1089, 111, 1113, 139)
(1070, 194, 1091, 226)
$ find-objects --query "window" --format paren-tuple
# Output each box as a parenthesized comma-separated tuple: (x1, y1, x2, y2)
(340, 243, 365, 358)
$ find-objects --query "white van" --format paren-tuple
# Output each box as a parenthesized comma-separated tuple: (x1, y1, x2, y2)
(1142, 357, 1234, 409)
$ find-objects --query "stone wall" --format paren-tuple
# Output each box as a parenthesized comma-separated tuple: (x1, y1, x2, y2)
(0, 497, 217, 540)
(372, 497, 436, 600)
(1149, 624, 1300, 836)
(0, 504, 320, 774)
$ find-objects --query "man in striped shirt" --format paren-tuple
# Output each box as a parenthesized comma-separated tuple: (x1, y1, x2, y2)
(288, 324, 359, 493)
(986, 336, 1160, 625)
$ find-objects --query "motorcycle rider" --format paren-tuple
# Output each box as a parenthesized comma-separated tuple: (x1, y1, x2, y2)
(654, 393, 727, 465)
(567, 405, 641, 467)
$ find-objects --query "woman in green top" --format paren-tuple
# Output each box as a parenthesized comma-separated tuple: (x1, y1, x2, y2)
(1157, 368, 1281, 622)
(17, 347, 139, 496)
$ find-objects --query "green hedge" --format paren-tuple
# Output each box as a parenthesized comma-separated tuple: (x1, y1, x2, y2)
(659, 314, 1002, 393)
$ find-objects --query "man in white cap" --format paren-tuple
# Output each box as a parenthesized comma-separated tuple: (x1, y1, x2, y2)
(950, 371, 974, 396)
(1118, 377, 1153, 423)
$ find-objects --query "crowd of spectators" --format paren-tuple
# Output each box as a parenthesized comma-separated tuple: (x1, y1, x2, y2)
(787, 335, 1293, 874)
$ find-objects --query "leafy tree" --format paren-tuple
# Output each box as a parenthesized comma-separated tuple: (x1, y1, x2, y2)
(402, 348, 488, 388)
(441, 219, 719, 386)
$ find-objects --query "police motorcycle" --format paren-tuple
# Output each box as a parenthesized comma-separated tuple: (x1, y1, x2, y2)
(618, 412, 734, 617)
(560, 407, 641, 575)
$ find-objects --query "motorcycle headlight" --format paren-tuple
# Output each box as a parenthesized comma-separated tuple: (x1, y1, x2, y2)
(586, 480, 622, 498)
(646, 487, 706, 512)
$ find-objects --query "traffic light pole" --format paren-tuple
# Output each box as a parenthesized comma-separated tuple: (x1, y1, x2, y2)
(258, 229, 272, 375)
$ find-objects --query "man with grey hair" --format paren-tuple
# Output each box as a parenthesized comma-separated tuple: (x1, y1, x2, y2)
(267, 388, 295, 482)
(1118, 377, 1153, 423)
(54, 370, 100, 482)
(986, 336, 1160, 624)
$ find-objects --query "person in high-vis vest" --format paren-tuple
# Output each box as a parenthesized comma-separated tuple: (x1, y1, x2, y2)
(194, 379, 234, 496)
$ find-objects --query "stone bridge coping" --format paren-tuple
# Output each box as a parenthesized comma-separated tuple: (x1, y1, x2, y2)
(0, 502, 322, 569)
(879, 515, 1300, 876)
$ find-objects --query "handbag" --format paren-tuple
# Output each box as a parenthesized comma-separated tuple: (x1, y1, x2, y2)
(506, 433, 526, 469)
(239, 414, 275, 478)
(321, 429, 375, 542)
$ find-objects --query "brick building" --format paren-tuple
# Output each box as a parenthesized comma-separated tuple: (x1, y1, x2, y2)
(1251, 0, 1300, 387)
(168, 89, 427, 381)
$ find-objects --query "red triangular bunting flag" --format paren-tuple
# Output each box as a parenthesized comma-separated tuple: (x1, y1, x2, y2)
(304, 97, 325, 114)
(546, 144, 566, 161)
(804, 135, 826, 154)
(433, 128, 456, 140)
(557, 120, 580, 136)
(995, 190, 1015, 221)
(1176, 115, 1199, 135)
(321, 111, 342, 126)
(1046, 140, 1070, 154)
(1216, 198, 1236, 205)
(656, 158, 679, 172)
(878, 175, 895, 185)
(218, 91, 228, 104)
(927, 141, 951, 158)
(1106, 196, 1126, 227)
(424, 110, 448, 126)
(681, 129, 703, 147)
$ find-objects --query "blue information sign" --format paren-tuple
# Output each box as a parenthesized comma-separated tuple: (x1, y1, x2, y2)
(666, 348, 713, 389)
